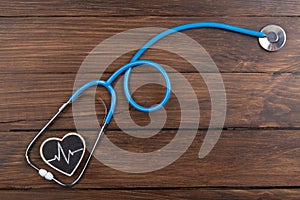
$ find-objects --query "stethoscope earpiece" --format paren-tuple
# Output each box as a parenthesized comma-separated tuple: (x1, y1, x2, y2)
(259, 24, 286, 52)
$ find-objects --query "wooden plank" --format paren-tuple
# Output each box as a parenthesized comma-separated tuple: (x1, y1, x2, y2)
(1, 189, 300, 200)
(0, 0, 299, 17)
(1, 73, 300, 131)
(0, 0, 298, 197)
(0, 17, 298, 74)
(0, 130, 299, 188)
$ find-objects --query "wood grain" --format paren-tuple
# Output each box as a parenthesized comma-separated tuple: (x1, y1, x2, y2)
(1, 189, 300, 200)
(0, 17, 298, 74)
(1, 0, 299, 198)
(1, 73, 300, 131)
(1, 130, 299, 188)
(0, 0, 299, 17)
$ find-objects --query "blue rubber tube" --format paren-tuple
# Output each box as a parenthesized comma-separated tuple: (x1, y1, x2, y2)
(70, 60, 171, 123)
(123, 22, 264, 113)
(130, 22, 265, 62)
(70, 22, 264, 124)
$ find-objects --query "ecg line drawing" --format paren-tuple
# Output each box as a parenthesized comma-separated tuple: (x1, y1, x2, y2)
(46, 142, 84, 165)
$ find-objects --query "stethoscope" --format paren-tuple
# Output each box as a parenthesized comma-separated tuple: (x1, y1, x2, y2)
(25, 22, 286, 187)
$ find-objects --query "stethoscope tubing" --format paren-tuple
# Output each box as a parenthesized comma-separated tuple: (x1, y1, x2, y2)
(69, 60, 172, 124)
(70, 22, 264, 124)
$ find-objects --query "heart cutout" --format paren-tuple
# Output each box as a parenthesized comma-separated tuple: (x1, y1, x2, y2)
(40, 133, 86, 176)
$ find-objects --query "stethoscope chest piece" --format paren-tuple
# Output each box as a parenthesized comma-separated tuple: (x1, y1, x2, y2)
(40, 132, 86, 177)
(259, 24, 286, 52)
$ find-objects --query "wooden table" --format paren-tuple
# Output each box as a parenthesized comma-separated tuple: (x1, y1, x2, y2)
(1, 1, 300, 199)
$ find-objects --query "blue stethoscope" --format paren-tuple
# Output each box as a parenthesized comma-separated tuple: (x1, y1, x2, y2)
(25, 22, 286, 187)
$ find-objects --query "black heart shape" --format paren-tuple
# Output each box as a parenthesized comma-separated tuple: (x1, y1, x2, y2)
(40, 133, 86, 176)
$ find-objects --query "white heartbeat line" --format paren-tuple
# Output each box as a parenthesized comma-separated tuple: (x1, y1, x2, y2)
(46, 143, 84, 165)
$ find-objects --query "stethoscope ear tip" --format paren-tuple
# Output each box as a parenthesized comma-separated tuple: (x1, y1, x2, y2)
(258, 24, 286, 52)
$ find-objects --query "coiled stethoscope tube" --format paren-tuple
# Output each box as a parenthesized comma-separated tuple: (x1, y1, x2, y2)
(25, 22, 286, 187)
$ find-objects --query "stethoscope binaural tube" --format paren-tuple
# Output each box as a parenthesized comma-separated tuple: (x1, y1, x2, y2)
(25, 22, 286, 187)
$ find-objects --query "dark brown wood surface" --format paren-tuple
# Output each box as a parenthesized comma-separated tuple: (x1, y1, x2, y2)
(0, 1, 299, 199)
(2, 189, 300, 200)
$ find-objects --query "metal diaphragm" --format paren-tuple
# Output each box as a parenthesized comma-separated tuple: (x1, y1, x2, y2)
(259, 25, 286, 51)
